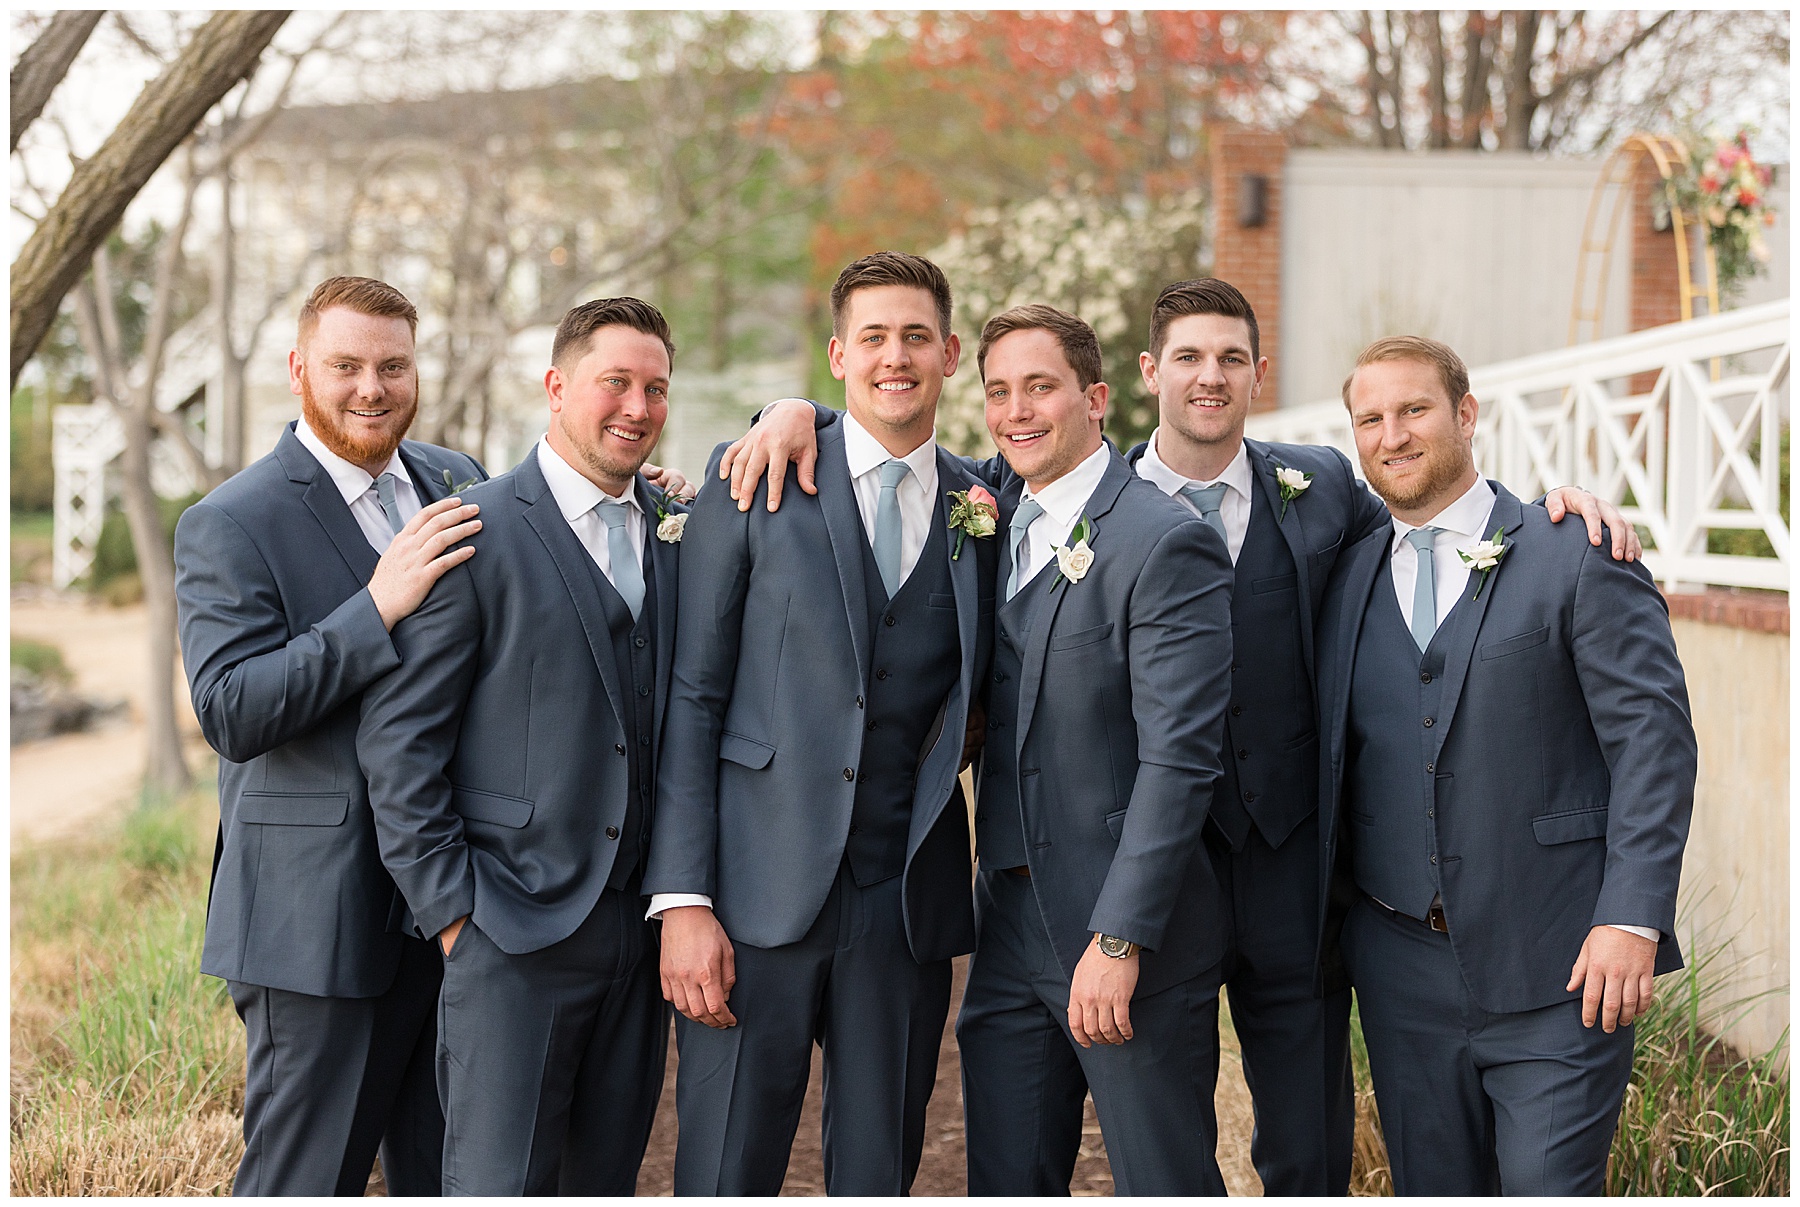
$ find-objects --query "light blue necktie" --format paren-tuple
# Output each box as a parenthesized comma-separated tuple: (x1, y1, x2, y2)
(1179, 482, 1229, 541)
(873, 459, 912, 598)
(1406, 527, 1441, 651)
(597, 498, 645, 620)
(373, 472, 406, 535)
(1005, 497, 1045, 601)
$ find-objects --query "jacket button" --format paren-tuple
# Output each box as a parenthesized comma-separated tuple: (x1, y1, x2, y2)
(635, 636, 648, 648)
(1237, 748, 1249, 760)
(1243, 791, 1257, 803)
(638, 685, 650, 697)
(1427, 808, 1435, 818)
(1230, 662, 1240, 672)
(614, 744, 626, 755)
(856, 696, 865, 708)
(1230, 705, 1242, 716)
(875, 668, 888, 680)
(1426, 762, 1434, 773)
(605, 826, 619, 839)
(843, 768, 855, 781)
(884, 615, 896, 627)
(1420, 671, 1432, 683)
(1429, 854, 1438, 864)
(1422, 717, 1434, 728)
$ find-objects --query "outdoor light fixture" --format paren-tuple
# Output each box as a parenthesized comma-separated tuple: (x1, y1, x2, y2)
(1238, 174, 1268, 227)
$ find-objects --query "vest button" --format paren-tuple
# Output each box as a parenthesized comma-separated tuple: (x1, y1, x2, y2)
(1243, 791, 1257, 803)
(638, 685, 650, 697)
(1422, 717, 1434, 727)
(1237, 748, 1249, 760)
(1429, 855, 1438, 864)
(857, 772, 868, 783)
(614, 744, 626, 755)
(875, 668, 889, 680)
(843, 768, 855, 780)
(641, 736, 651, 746)
(635, 636, 648, 648)
(1230, 705, 1242, 716)
(1427, 808, 1435, 818)
(849, 825, 860, 835)
(867, 720, 878, 731)
(885, 615, 896, 627)
(994, 672, 1007, 683)
(605, 826, 619, 839)
(1420, 671, 1432, 683)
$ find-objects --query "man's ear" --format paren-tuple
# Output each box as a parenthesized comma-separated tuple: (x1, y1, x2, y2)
(288, 348, 305, 397)
(1457, 391, 1480, 439)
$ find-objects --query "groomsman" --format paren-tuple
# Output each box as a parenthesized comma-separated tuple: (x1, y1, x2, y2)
(175, 276, 485, 1195)
(357, 298, 684, 1194)
(1318, 336, 1694, 1194)
(646, 252, 996, 1194)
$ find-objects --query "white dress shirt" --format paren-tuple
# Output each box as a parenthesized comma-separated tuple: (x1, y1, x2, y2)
(1387, 474, 1658, 943)
(1012, 442, 1112, 589)
(1134, 430, 1253, 565)
(842, 411, 940, 590)
(647, 417, 940, 922)
(535, 436, 645, 582)
(295, 419, 421, 553)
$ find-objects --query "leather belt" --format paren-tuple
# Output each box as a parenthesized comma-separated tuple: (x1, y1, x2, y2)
(1370, 895, 1448, 934)
(1003, 865, 1031, 878)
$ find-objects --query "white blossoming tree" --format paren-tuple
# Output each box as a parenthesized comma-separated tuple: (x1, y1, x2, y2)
(928, 188, 1209, 456)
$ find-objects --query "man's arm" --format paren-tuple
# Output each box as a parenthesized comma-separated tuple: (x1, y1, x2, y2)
(355, 560, 485, 946)
(175, 496, 479, 765)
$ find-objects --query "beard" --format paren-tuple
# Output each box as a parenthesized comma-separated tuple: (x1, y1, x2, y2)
(1366, 441, 1473, 512)
(301, 378, 417, 469)
(562, 420, 653, 489)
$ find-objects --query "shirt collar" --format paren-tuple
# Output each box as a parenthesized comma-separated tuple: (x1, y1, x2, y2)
(295, 418, 407, 509)
(536, 435, 638, 524)
(1024, 442, 1112, 531)
(1389, 474, 1496, 553)
(1138, 429, 1252, 500)
(842, 410, 938, 487)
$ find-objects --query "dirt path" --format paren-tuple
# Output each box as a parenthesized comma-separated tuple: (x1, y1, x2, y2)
(10, 596, 210, 846)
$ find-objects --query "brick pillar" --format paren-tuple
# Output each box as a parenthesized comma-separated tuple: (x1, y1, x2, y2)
(1210, 128, 1287, 411)
(1630, 154, 1683, 392)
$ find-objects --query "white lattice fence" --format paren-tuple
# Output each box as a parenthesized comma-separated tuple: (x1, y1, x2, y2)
(51, 402, 204, 589)
(1247, 300, 1791, 592)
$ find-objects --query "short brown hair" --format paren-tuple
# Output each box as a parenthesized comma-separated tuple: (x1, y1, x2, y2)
(1341, 335, 1470, 408)
(1148, 278, 1259, 361)
(977, 304, 1104, 391)
(297, 276, 418, 345)
(552, 297, 676, 371)
(830, 251, 953, 339)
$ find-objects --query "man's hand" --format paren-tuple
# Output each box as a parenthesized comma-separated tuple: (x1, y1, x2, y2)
(717, 398, 820, 513)
(641, 461, 694, 503)
(439, 915, 468, 957)
(659, 905, 738, 1028)
(1566, 925, 1658, 1032)
(1067, 940, 1140, 1048)
(1544, 488, 1642, 562)
(961, 702, 987, 772)
(368, 497, 482, 631)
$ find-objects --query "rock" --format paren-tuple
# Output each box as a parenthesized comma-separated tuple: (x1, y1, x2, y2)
(9, 666, 124, 746)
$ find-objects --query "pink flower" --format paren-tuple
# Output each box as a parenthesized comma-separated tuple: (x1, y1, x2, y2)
(967, 484, 997, 511)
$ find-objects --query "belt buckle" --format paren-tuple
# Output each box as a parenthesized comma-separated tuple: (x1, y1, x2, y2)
(1426, 904, 1449, 933)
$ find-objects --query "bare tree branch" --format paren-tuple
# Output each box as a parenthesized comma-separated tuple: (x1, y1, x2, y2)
(10, 9, 104, 153)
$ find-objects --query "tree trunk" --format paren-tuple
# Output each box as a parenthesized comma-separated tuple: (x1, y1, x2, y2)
(1459, 14, 1494, 149)
(1500, 10, 1542, 150)
(116, 402, 190, 794)
(11, 9, 105, 153)
(10, 9, 290, 387)
(1421, 12, 1451, 150)
(215, 163, 248, 476)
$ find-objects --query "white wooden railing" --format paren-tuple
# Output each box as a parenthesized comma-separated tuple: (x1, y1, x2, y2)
(1249, 300, 1791, 592)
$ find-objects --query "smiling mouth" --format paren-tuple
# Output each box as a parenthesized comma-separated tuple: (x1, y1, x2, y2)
(876, 380, 917, 393)
(605, 426, 645, 442)
(347, 407, 390, 418)
(1004, 431, 1047, 445)
(1384, 451, 1424, 468)
(1187, 397, 1230, 409)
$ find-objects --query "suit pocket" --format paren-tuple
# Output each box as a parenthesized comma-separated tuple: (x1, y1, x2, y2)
(928, 593, 957, 610)
(1481, 626, 1550, 660)
(450, 785, 535, 828)
(1104, 808, 1127, 841)
(1050, 622, 1114, 651)
(720, 732, 776, 770)
(1253, 573, 1297, 595)
(1531, 806, 1609, 845)
(1310, 536, 1343, 568)
(238, 792, 349, 826)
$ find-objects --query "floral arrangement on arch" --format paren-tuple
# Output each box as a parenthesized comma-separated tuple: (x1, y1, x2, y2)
(1666, 129, 1778, 302)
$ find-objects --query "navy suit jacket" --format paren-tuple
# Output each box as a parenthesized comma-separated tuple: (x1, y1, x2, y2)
(175, 423, 485, 997)
(988, 451, 1236, 998)
(644, 422, 997, 963)
(1316, 483, 1696, 1013)
(356, 447, 683, 956)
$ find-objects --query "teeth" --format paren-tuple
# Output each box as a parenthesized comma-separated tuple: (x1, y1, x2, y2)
(1007, 432, 1044, 443)
(877, 381, 915, 391)
(606, 427, 643, 441)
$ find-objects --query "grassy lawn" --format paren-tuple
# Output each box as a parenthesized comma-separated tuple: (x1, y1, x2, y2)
(12, 510, 54, 586)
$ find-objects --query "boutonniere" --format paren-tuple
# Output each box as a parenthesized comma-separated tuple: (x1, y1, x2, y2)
(653, 495, 687, 543)
(1272, 462, 1313, 520)
(946, 485, 998, 560)
(440, 468, 480, 494)
(1049, 514, 1095, 591)
(1459, 527, 1507, 599)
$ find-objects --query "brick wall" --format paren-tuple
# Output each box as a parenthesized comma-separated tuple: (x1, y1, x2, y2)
(1629, 155, 1683, 392)
(1211, 129, 1287, 412)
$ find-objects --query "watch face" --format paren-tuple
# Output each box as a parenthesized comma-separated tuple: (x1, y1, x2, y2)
(1097, 934, 1132, 958)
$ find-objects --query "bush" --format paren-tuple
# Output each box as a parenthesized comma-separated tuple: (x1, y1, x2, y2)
(12, 636, 72, 685)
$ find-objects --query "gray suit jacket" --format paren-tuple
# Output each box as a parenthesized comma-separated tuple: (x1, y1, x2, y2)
(644, 423, 997, 962)
(1316, 483, 1696, 1012)
(992, 451, 1236, 999)
(175, 423, 485, 997)
(356, 447, 682, 956)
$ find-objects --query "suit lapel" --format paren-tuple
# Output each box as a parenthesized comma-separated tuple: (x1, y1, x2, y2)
(1326, 526, 1389, 775)
(1427, 484, 1526, 757)
(516, 449, 628, 734)
(398, 442, 452, 505)
(939, 450, 984, 701)
(278, 428, 381, 584)
(1247, 440, 1317, 680)
(637, 477, 679, 754)
(815, 425, 873, 689)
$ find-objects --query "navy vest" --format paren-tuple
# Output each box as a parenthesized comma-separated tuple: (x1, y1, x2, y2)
(579, 534, 658, 891)
(846, 503, 960, 887)
(1212, 475, 1316, 850)
(975, 556, 1053, 871)
(1343, 557, 1468, 919)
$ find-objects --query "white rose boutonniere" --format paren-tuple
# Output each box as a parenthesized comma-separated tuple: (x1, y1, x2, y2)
(1458, 527, 1507, 599)
(1272, 462, 1313, 520)
(654, 495, 687, 543)
(1049, 515, 1095, 591)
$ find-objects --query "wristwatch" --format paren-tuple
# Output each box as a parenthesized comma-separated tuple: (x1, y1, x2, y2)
(1094, 933, 1138, 959)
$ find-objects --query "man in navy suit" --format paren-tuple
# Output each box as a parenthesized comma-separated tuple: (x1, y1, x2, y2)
(646, 252, 996, 1195)
(175, 276, 486, 1195)
(1318, 336, 1694, 1194)
(357, 298, 684, 1195)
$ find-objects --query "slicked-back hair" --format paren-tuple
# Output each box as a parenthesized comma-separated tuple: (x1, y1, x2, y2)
(978, 304, 1104, 391)
(552, 297, 676, 371)
(1148, 277, 1259, 361)
(297, 276, 418, 346)
(829, 251, 954, 339)
(1341, 335, 1470, 409)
